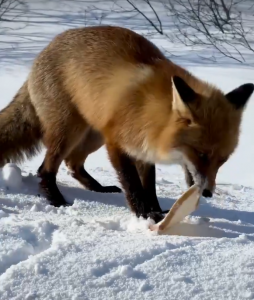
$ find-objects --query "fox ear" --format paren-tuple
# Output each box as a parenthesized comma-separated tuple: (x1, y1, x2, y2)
(172, 76, 196, 118)
(225, 83, 254, 110)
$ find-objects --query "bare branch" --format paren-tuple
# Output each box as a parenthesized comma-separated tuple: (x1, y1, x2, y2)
(126, 0, 163, 34)
(124, 0, 254, 64)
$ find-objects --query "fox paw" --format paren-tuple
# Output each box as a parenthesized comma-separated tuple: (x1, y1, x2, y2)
(147, 211, 165, 223)
(139, 211, 164, 224)
(39, 177, 69, 207)
(99, 185, 122, 193)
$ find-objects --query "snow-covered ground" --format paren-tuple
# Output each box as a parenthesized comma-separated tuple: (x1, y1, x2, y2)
(1, 1, 254, 299)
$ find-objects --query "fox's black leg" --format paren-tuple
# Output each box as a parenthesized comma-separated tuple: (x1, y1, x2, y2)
(37, 108, 90, 207)
(135, 161, 162, 213)
(106, 144, 164, 223)
(37, 153, 68, 207)
(68, 164, 122, 193)
(65, 129, 122, 193)
(37, 158, 67, 206)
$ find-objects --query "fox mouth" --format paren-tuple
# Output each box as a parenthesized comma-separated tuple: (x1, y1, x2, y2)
(165, 148, 206, 189)
(184, 162, 205, 189)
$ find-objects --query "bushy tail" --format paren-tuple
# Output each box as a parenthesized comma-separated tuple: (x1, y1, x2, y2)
(0, 80, 43, 167)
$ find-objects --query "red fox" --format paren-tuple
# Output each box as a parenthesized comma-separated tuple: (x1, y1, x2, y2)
(0, 25, 253, 222)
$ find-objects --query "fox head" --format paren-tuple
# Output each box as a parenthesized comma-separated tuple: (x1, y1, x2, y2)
(158, 76, 254, 197)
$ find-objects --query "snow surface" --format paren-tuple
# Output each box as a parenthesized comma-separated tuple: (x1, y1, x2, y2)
(1, 1, 254, 299)
(2, 164, 23, 190)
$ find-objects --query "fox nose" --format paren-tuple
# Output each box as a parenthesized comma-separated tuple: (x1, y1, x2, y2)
(202, 189, 213, 198)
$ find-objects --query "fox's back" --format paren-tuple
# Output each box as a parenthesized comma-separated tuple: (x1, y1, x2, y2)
(52, 26, 165, 65)
(28, 26, 168, 129)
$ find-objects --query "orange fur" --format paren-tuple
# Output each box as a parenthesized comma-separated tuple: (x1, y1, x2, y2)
(0, 25, 253, 211)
